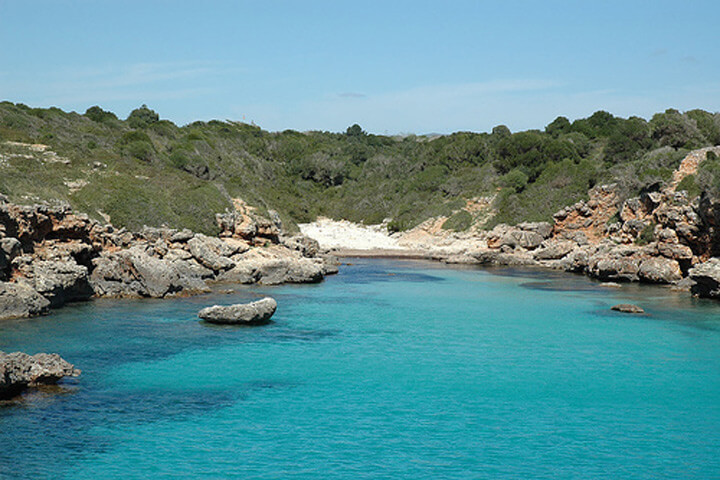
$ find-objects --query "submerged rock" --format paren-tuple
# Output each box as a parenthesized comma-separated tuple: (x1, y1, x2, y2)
(0, 351, 80, 399)
(198, 297, 277, 325)
(611, 303, 645, 314)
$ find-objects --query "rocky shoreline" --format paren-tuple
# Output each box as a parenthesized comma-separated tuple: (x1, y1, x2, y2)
(0, 196, 338, 321)
(314, 148, 720, 301)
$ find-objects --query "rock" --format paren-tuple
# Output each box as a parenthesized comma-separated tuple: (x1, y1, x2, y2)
(611, 304, 645, 314)
(0, 351, 80, 399)
(89, 247, 208, 298)
(442, 254, 479, 264)
(198, 297, 277, 325)
(0, 282, 51, 320)
(256, 258, 324, 285)
(688, 258, 720, 299)
(22, 259, 93, 308)
(637, 257, 682, 284)
(657, 242, 694, 261)
(281, 235, 320, 257)
(499, 230, 544, 250)
(187, 235, 235, 272)
(0, 237, 22, 258)
(215, 262, 259, 284)
(517, 222, 553, 239)
(170, 229, 194, 243)
(588, 256, 640, 282)
(533, 240, 576, 261)
(672, 276, 696, 292)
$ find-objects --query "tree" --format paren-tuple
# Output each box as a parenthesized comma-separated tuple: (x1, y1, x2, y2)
(545, 116, 571, 137)
(127, 104, 160, 129)
(85, 105, 117, 123)
(650, 109, 703, 149)
(346, 124, 365, 137)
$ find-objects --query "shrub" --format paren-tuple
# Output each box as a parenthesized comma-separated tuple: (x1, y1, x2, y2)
(127, 104, 159, 129)
(675, 174, 701, 198)
(85, 106, 118, 123)
(636, 222, 656, 245)
(125, 141, 154, 162)
(441, 210, 472, 231)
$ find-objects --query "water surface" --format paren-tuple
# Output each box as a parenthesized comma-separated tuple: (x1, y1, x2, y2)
(1, 259, 719, 479)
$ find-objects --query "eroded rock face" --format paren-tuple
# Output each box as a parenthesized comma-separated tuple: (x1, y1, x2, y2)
(0, 351, 80, 399)
(0, 198, 336, 319)
(688, 258, 720, 299)
(19, 259, 93, 308)
(198, 297, 277, 325)
(0, 282, 50, 320)
(638, 257, 682, 284)
(89, 247, 209, 298)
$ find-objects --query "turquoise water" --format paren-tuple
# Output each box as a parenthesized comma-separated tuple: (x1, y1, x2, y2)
(1, 259, 720, 479)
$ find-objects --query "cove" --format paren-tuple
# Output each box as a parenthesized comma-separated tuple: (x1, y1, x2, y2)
(1, 259, 720, 479)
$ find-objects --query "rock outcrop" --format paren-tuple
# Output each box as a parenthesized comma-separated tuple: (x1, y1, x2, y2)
(0, 196, 337, 320)
(396, 147, 720, 299)
(198, 297, 277, 325)
(688, 258, 720, 299)
(0, 351, 80, 399)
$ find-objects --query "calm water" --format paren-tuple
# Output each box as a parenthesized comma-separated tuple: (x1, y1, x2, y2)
(1, 259, 720, 479)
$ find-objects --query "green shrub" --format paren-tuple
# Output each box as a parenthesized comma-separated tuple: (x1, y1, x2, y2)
(499, 169, 529, 192)
(441, 210, 472, 231)
(125, 141, 154, 162)
(636, 222, 656, 245)
(675, 174, 701, 198)
(127, 104, 159, 129)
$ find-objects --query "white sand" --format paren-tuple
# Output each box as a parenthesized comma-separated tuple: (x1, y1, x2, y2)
(299, 218, 407, 250)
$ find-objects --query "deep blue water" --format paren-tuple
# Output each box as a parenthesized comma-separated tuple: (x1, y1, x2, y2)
(1, 259, 720, 479)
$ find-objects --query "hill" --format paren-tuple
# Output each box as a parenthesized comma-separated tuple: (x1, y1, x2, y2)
(1, 102, 719, 233)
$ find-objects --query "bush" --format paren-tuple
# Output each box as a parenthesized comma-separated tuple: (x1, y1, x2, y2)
(636, 222, 656, 245)
(125, 141, 154, 162)
(675, 174, 701, 198)
(85, 106, 118, 123)
(127, 104, 160, 129)
(499, 169, 529, 192)
(441, 210, 472, 231)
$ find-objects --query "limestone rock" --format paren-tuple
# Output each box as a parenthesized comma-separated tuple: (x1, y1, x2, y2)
(89, 247, 208, 298)
(611, 304, 645, 314)
(688, 258, 720, 299)
(0, 282, 51, 320)
(187, 235, 235, 272)
(637, 257, 682, 284)
(22, 259, 93, 308)
(0, 351, 80, 399)
(198, 297, 277, 325)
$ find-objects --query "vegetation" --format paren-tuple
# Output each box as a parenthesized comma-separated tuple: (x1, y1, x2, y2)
(0, 102, 718, 234)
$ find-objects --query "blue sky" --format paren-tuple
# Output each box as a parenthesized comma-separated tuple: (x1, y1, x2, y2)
(1, 0, 718, 134)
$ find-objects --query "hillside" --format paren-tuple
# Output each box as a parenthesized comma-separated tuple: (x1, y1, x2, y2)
(1, 102, 719, 233)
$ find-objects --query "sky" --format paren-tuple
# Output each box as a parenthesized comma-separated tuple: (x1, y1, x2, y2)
(1, 0, 719, 134)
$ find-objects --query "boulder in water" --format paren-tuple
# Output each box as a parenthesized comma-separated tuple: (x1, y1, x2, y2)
(611, 303, 645, 314)
(198, 297, 277, 325)
(0, 351, 80, 399)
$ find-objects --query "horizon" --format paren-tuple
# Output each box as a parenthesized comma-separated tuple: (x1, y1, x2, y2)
(1, 1, 719, 135)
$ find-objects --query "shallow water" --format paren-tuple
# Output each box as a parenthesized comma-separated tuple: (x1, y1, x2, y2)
(1, 259, 720, 479)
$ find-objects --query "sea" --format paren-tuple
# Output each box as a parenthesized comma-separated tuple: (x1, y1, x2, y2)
(1, 259, 719, 479)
